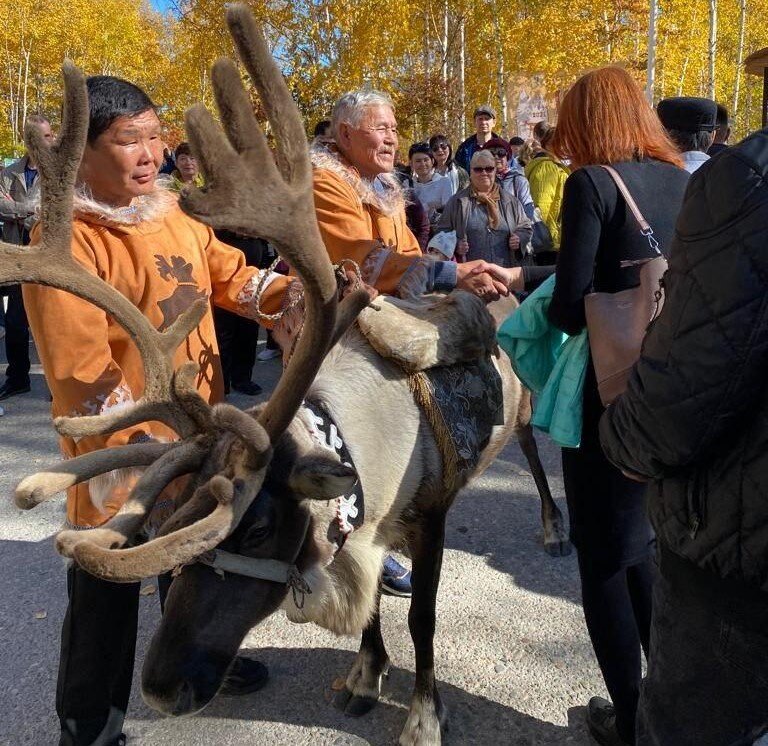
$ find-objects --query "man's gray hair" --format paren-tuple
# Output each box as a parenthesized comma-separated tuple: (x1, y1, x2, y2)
(331, 90, 394, 138)
(25, 114, 49, 127)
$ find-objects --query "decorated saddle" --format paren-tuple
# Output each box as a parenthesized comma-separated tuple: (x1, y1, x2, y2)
(357, 290, 504, 488)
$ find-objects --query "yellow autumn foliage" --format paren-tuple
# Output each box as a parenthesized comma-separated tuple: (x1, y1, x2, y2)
(0, 0, 766, 158)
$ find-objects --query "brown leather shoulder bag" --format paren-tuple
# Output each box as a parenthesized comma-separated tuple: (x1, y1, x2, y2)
(584, 165, 666, 407)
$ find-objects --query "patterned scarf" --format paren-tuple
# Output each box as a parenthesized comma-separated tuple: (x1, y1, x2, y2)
(471, 182, 501, 230)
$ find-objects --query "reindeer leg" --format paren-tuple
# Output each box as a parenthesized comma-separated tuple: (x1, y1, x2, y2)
(517, 423, 571, 557)
(334, 589, 390, 717)
(400, 510, 447, 746)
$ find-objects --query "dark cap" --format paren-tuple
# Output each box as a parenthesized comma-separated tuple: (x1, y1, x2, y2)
(473, 104, 496, 120)
(657, 97, 717, 133)
(480, 136, 510, 156)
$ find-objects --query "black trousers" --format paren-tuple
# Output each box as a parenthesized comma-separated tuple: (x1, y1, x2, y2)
(637, 553, 768, 746)
(57, 565, 171, 746)
(213, 306, 260, 392)
(562, 361, 656, 744)
(2, 284, 30, 387)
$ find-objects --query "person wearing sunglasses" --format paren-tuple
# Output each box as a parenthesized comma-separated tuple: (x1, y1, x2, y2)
(481, 136, 535, 220)
(434, 149, 532, 267)
(428, 134, 468, 195)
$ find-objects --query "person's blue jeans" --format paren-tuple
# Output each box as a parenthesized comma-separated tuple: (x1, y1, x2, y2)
(637, 550, 768, 746)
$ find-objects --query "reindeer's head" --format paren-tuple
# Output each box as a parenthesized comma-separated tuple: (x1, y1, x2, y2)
(142, 410, 359, 715)
(5, 4, 368, 719)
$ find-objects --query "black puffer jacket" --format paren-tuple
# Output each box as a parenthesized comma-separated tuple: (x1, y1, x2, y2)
(599, 129, 768, 592)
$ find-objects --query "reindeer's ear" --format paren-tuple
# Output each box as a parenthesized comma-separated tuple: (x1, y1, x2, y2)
(288, 456, 357, 500)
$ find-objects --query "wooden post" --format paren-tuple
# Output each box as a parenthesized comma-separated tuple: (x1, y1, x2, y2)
(744, 48, 768, 131)
(763, 68, 768, 128)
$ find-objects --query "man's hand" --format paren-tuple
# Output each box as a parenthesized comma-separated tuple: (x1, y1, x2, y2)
(508, 233, 521, 251)
(342, 268, 378, 301)
(481, 264, 524, 292)
(456, 260, 510, 302)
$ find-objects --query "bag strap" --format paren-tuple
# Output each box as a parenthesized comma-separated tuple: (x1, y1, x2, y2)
(599, 165, 661, 257)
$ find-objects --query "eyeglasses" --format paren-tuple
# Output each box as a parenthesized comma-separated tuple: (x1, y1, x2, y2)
(432, 143, 449, 151)
(472, 166, 496, 174)
(491, 149, 508, 159)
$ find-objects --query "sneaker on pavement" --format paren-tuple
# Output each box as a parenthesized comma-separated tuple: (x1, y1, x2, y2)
(381, 554, 412, 597)
(256, 348, 281, 362)
(586, 696, 631, 746)
(0, 381, 31, 400)
(219, 656, 269, 696)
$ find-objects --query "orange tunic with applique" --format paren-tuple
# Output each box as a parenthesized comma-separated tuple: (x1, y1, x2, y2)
(311, 150, 458, 298)
(24, 192, 290, 528)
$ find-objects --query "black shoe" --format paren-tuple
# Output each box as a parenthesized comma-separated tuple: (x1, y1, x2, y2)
(109, 735, 127, 746)
(231, 380, 263, 396)
(219, 656, 269, 696)
(0, 381, 31, 400)
(587, 696, 631, 746)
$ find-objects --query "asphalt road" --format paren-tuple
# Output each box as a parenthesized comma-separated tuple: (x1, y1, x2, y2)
(0, 343, 604, 745)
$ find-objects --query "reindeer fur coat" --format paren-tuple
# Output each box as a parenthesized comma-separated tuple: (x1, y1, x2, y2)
(311, 149, 458, 298)
(24, 189, 291, 528)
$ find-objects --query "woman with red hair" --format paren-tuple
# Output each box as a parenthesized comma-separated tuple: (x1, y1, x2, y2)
(547, 67, 688, 746)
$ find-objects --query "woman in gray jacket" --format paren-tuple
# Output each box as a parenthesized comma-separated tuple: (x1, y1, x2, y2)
(434, 150, 532, 266)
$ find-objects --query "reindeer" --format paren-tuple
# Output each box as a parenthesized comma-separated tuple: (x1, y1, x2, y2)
(4, 7, 568, 745)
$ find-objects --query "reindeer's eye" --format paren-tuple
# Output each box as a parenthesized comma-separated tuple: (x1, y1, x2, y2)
(239, 516, 273, 553)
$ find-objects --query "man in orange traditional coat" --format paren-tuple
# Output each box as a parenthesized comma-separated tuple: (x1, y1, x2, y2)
(312, 90, 505, 301)
(25, 76, 291, 746)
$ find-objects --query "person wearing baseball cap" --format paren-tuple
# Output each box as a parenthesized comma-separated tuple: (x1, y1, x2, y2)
(455, 103, 501, 172)
(657, 96, 717, 173)
(481, 136, 535, 219)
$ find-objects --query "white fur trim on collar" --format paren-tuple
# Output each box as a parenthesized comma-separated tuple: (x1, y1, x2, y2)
(73, 186, 177, 227)
(310, 148, 405, 217)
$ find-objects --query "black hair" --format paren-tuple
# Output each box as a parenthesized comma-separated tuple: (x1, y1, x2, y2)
(86, 75, 157, 143)
(428, 133, 455, 169)
(508, 136, 525, 146)
(668, 129, 714, 154)
(175, 141, 193, 158)
(313, 119, 332, 137)
(714, 103, 730, 141)
(408, 141, 434, 164)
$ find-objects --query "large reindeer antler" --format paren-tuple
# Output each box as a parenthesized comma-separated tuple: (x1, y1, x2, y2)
(19, 5, 368, 582)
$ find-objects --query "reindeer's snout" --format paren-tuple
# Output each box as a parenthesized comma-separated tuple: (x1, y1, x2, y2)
(142, 648, 230, 717)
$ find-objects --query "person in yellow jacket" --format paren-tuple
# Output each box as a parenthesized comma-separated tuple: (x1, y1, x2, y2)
(25, 75, 292, 746)
(525, 122, 569, 264)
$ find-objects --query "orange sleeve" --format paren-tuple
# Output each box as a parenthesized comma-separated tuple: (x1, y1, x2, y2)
(313, 169, 422, 296)
(203, 228, 292, 327)
(23, 224, 150, 455)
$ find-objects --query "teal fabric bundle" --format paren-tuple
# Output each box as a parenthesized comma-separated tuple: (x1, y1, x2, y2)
(497, 275, 588, 448)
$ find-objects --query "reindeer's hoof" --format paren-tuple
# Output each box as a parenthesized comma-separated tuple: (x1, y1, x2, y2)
(333, 687, 378, 718)
(399, 696, 445, 745)
(544, 539, 572, 557)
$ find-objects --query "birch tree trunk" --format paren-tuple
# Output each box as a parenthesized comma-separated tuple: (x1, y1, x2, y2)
(441, 0, 449, 129)
(459, 16, 466, 140)
(732, 0, 748, 117)
(490, 0, 507, 132)
(708, 0, 717, 99)
(646, 0, 658, 103)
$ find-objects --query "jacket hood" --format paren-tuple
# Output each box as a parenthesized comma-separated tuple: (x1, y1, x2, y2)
(73, 186, 178, 233)
(310, 147, 405, 217)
